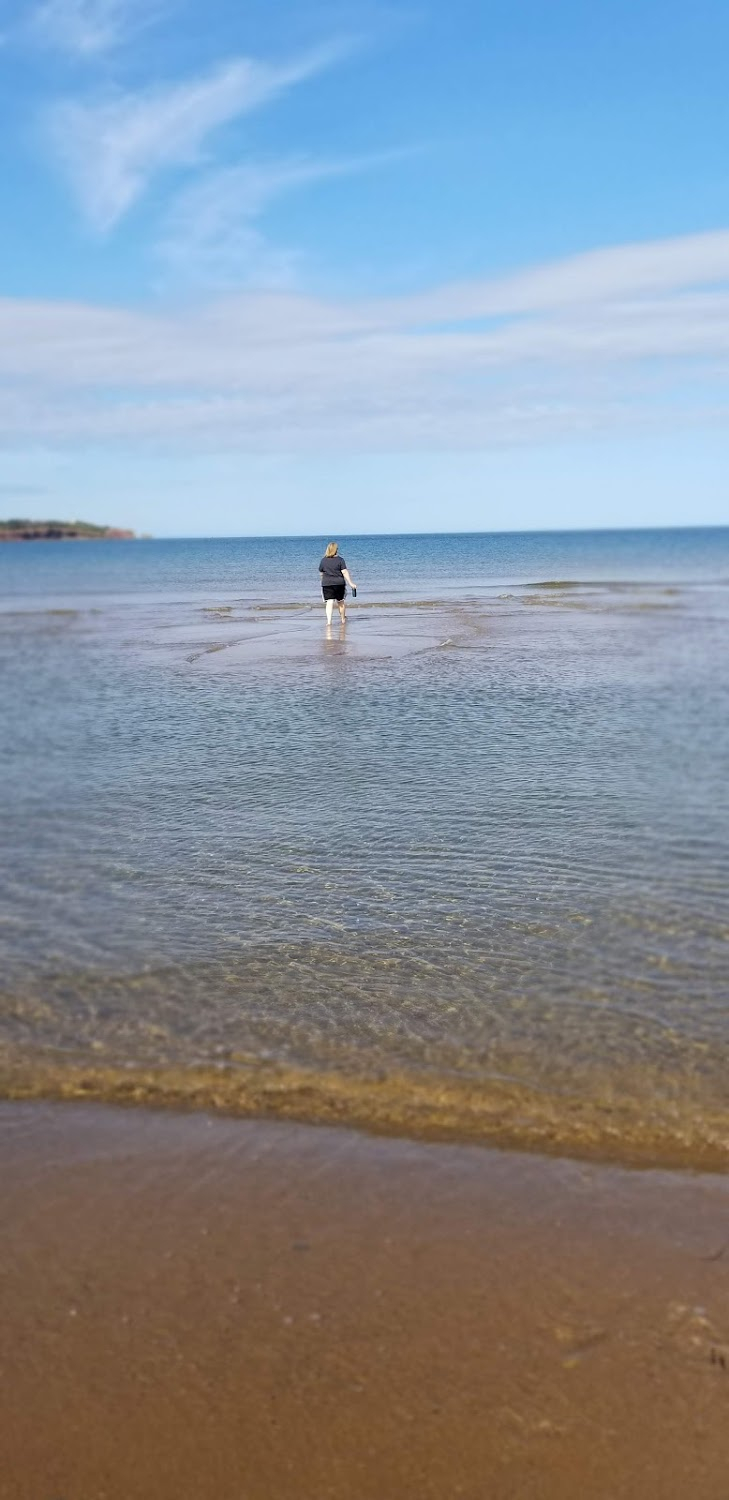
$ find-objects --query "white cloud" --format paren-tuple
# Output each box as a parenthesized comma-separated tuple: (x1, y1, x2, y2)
(157, 152, 404, 290)
(390, 229, 729, 326)
(48, 42, 350, 231)
(2, 228, 729, 450)
(30, 0, 159, 57)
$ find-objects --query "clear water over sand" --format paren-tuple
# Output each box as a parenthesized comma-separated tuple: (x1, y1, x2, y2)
(1, 530, 728, 1165)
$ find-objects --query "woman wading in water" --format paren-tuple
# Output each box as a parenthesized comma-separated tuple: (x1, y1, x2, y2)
(318, 542, 356, 625)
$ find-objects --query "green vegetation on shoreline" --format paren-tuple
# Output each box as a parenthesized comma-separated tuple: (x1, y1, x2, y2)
(0, 519, 135, 541)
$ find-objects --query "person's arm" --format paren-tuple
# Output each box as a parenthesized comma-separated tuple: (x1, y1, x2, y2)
(342, 567, 356, 588)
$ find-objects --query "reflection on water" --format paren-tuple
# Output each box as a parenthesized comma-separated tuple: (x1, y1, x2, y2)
(1, 533, 728, 1167)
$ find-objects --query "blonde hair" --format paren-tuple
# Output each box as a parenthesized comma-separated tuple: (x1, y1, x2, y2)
(324, 541, 339, 557)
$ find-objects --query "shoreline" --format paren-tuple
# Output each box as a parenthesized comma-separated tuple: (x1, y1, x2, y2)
(2, 1099, 729, 1499)
(3, 1044, 729, 1175)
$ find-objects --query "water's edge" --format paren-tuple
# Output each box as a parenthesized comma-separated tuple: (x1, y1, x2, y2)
(3, 1055, 728, 1173)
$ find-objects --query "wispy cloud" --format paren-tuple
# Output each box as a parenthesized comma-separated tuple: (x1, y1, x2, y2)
(2, 228, 729, 449)
(30, 0, 160, 58)
(48, 42, 350, 231)
(389, 230, 729, 326)
(157, 151, 405, 290)
(0, 482, 47, 496)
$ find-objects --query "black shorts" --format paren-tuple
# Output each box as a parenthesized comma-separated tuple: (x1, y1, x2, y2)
(322, 583, 346, 601)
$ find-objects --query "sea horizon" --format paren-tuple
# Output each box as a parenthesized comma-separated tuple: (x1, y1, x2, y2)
(2, 525, 728, 1169)
(115, 521, 729, 540)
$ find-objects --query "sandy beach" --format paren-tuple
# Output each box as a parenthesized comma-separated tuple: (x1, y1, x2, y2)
(3, 1101, 729, 1500)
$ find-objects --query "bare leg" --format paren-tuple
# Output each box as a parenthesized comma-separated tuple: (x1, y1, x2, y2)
(325, 597, 335, 625)
(338, 599, 346, 624)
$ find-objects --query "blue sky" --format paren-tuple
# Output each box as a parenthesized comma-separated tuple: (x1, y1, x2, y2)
(1, 0, 729, 535)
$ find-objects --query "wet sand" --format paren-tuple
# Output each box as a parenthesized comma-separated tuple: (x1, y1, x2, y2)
(2, 1103, 729, 1499)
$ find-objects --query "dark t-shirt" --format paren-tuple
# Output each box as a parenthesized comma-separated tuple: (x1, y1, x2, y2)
(319, 554, 347, 584)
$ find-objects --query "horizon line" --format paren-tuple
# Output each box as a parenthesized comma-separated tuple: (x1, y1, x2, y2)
(143, 522, 729, 541)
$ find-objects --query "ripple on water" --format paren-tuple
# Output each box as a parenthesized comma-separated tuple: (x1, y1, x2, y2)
(1, 571, 728, 1168)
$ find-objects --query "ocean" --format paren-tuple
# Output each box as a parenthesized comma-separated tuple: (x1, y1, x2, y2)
(1, 528, 728, 1166)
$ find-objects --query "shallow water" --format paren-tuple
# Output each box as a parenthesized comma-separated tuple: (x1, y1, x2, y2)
(1, 530, 728, 1165)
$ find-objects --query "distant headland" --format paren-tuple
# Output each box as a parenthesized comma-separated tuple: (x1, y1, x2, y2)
(0, 519, 136, 542)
